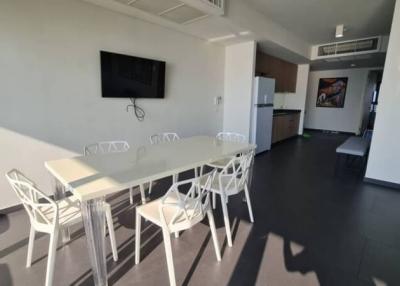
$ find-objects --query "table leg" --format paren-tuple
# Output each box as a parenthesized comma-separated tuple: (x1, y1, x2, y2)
(53, 179, 71, 243)
(81, 198, 108, 286)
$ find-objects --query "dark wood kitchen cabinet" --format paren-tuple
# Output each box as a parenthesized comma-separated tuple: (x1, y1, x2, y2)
(255, 51, 298, 93)
(272, 113, 300, 143)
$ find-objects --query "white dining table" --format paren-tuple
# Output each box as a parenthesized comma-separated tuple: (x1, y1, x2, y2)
(44, 136, 255, 286)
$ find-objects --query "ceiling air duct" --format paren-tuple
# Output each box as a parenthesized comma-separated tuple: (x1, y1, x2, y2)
(316, 37, 381, 58)
(114, 0, 224, 24)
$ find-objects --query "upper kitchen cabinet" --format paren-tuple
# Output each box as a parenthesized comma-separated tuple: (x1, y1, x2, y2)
(255, 51, 298, 93)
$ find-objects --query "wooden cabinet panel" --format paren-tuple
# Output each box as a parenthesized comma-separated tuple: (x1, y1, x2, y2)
(272, 113, 300, 144)
(255, 51, 298, 93)
(287, 114, 300, 137)
(285, 63, 298, 92)
(272, 115, 286, 143)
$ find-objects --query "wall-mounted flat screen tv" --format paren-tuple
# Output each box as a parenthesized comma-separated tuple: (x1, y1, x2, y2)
(100, 51, 165, 98)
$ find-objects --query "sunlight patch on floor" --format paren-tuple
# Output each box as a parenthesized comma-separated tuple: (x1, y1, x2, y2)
(256, 233, 319, 286)
(373, 277, 387, 286)
(289, 240, 305, 256)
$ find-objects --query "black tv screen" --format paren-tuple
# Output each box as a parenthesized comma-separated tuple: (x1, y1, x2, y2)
(100, 51, 165, 98)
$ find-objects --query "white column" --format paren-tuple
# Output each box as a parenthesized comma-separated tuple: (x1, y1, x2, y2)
(223, 41, 256, 139)
(366, 0, 400, 184)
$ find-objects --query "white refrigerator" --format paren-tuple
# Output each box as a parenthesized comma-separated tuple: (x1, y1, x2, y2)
(250, 76, 275, 154)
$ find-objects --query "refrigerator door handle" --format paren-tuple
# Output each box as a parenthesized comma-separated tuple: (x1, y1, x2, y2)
(256, 103, 274, 107)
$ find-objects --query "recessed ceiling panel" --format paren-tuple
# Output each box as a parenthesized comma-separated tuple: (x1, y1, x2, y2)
(130, 0, 183, 15)
(355, 54, 372, 60)
(161, 5, 207, 24)
(312, 52, 386, 71)
(338, 56, 355, 61)
(324, 58, 340, 63)
(114, 0, 132, 4)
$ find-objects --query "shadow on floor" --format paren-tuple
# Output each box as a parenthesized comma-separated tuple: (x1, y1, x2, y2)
(0, 214, 13, 285)
(225, 132, 391, 286)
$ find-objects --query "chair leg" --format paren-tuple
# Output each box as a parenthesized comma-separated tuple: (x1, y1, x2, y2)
(45, 230, 59, 286)
(199, 165, 204, 176)
(244, 184, 254, 223)
(129, 187, 133, 205)
(105, 205, 118, 262)
(139, 184, 146, 205)
(212, 192, 217, 210)
(207, 209, 221, 261)
(220, 194, 232, 247)
(103, 216, 106, 238)
(135, 211, 141, 265)
(162, 229, 176, 286)
(172, 174, 178, 184)
(148, 181, 153, 195)
(194, 167, 198, 178)
(26, 225, 35, 267)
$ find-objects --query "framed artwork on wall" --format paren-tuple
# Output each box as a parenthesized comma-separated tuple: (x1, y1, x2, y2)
(316, 77, 348, 108)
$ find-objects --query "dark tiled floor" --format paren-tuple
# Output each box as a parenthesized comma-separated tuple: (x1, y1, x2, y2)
(1, 132, 400, 285)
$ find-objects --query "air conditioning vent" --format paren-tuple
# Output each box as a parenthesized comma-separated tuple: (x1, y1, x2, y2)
(205, 0, 223, 9)
(317, 37, 381, 58)
(114, 0, 224, 25)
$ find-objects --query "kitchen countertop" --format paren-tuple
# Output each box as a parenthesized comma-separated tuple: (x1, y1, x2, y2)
(273, 109, 301, 116)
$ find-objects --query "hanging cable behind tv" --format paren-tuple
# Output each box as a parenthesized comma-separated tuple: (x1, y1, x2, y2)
(127, 98, 145, 122)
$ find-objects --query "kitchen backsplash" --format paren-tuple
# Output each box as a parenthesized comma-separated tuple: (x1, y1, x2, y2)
(274, 92, 293, 109)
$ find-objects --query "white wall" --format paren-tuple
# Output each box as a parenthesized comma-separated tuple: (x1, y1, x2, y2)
(304, 68, 374, 134)
(223, 41, 256, 139)
(366, 0, 400, 184)
(0, 0, 225, 209)
(273, 64, 310, 134)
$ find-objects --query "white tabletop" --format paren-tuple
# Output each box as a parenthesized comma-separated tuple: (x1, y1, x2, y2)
(45, 136, 256, 201)
(336, 136, 370, 156)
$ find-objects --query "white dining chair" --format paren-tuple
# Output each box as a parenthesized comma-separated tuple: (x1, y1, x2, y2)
(135, 170, 221, 286)
(216, 132, 247, 143)
(84, 141, 147, 205)
(200, 131, 247, 185)
(149, 132, 180, 145)
(201, 132, 247, 173)
(84, 141, 130, 155)
(201, 151, 255, 247)
(5, 169, 118, 286)
(148, 133, 181, 195)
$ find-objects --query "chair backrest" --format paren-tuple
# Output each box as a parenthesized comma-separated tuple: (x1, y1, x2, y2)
(84, 141, 130, 155)
(218, 150, 254, 194)
(5, 169, 58, 228)
(149, 133, 180, 145)
(216, 132, 246, 143)
(159, 170, 215, 232)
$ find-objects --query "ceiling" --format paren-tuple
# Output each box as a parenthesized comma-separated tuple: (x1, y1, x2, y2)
(83, 0, 254, 45)
(257, 41, 310, 64)
(84, 0, 394, 70)
(310, 52, 386, 71)
(245, 0, 396, 45)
